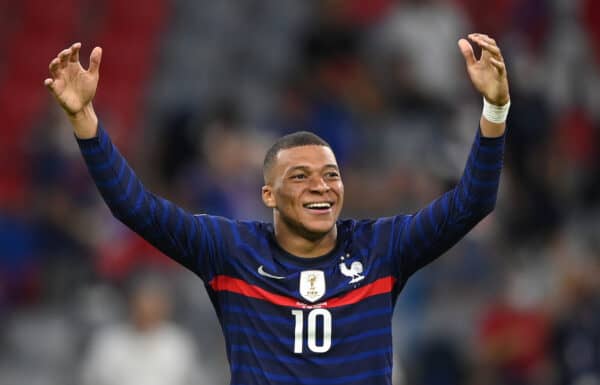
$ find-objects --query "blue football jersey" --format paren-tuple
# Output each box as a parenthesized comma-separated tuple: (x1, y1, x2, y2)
(77, 123, 504, 385)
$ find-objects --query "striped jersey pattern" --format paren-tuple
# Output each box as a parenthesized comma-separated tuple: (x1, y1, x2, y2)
(77, 123, 505, 385)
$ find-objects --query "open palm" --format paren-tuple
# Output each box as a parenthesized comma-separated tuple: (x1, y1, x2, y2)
(45, 43, 102, 116)
(459, 34, 509, 106)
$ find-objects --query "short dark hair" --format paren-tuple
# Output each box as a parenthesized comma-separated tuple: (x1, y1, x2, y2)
(263, 131, 331, 182)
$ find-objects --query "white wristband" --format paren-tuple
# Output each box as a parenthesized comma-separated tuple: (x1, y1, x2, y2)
(482, 97, 510, 123)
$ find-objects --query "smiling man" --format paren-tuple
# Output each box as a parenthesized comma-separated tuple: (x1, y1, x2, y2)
(45, 32, 509, 385)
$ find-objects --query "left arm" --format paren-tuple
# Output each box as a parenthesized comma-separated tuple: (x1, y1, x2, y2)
(395, 127, 504, 278)
(394, 34, 510, 278)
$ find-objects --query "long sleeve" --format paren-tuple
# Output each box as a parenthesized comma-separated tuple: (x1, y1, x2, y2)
(76, 122, 219, 281)
(394, 127, 505, 280)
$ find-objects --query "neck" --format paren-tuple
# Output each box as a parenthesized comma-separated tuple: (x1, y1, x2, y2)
(273, 220, 338, 258)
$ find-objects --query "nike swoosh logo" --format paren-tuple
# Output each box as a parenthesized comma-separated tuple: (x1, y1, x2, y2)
(258, 265, 286, 280)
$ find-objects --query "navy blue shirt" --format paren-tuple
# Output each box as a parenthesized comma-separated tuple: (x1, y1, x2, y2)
(77, 124, 504, 385)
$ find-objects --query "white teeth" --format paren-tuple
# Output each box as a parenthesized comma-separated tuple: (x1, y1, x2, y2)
(305, 202, 332, 209)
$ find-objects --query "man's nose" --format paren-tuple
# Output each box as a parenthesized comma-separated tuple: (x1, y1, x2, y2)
(309, 176, 330, 193)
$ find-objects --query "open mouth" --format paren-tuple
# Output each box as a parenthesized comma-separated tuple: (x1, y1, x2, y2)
(303, 202, 333, 211)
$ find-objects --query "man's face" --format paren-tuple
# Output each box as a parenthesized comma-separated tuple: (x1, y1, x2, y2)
(262, 145, 344, 239)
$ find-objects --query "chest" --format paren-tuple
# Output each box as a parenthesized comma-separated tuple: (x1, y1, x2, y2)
(222, 247, 393, 305)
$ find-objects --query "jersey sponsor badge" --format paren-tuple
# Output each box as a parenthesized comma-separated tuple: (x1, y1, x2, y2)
(299, 270, 326, 302)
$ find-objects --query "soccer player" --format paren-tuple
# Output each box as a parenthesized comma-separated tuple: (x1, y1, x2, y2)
(45, 33, 510, 385)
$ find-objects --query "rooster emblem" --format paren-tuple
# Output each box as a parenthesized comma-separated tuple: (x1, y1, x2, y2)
(339, 260, 365, 284)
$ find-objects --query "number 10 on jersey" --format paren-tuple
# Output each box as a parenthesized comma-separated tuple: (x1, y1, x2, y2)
(291, 309, 332, 353)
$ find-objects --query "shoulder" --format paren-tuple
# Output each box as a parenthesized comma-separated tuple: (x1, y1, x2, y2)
(193, 214, 268, 234)
(193, 214, 272, 246)
(338, 216, 412, 254)
(339, 215, 410, 235)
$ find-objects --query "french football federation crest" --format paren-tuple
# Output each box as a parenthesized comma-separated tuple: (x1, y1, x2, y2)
(339, 260, 365, 284)
(299, 270, 326, 302)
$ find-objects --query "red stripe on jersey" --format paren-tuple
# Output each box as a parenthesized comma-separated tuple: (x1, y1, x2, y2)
(209, 275, 396, 308)
(210, 275, 299, 307)
(326, 276, 395, 308)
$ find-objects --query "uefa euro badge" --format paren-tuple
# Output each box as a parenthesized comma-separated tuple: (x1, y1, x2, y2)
(299, 270, 326, 303)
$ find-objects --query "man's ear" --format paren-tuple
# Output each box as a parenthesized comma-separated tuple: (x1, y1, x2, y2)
(262, 185, 276, 208)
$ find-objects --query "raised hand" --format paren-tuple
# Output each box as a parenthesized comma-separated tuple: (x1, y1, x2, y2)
(45, 43, 102, 138)
(45, 43, 102, 116)
(459, 34, 510, 106)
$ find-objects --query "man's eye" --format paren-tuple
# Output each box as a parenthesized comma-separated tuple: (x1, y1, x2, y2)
(291, 174, 306, 180)
(325, 172, 340, 179)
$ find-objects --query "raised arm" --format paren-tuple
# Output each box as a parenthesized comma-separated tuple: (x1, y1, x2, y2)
(44, 44, 220, 280)
(394, 34, 510, 278)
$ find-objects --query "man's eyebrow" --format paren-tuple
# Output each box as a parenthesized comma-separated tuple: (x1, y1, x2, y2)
(286, 165, 310, 174)
(286, 164, 339, 173)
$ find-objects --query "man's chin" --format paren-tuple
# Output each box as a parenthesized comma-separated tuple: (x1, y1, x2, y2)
(301, 221, 336, 240)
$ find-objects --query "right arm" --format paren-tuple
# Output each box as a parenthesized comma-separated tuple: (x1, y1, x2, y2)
(77, 121, 212, 275)
(45, 43, 219, 280)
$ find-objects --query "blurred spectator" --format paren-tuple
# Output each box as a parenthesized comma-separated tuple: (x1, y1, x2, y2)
(476, 273, 552, 385)
(0, 209, 40, 306)
(551, 252, 600, 385)
(372, 0, 470, 105)
(292, 0, 365, 165)
(173, 101, 268, 220)
(81, 273, 203, 385)
(411, 337, 467, 385)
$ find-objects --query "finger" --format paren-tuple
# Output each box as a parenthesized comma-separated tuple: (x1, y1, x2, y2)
(489, 57, 506, 74)
(44, 77, 62, 97)
(468, 33, 499, 52)
(49, 58, 60, 77)
(69, 42, 81, 63)
(88, 46, 102, 74)
(469, 33, 495, 44)
(479, 34, 497, 47)
(481, 41, 502, 58)
(58, 48, 71, 68)
(458, 38, 476, 67)
(472, 37, 502, 60)
(44, 78, 57, 93)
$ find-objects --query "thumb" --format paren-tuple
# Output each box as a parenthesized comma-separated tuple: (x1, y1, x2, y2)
(458, 39, 476, 67)
(44, 78, 55, 91)
(88, 46, 102, 75)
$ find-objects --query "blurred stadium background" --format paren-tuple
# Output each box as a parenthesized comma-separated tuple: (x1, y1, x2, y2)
(1, 0, 600, 384)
